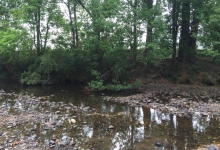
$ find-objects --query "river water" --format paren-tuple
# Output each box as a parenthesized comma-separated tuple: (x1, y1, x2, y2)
(0, 81, 220, 150)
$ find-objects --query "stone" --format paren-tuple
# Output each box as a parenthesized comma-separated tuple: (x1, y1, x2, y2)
(108, 125, 115, 129)
(207, 145, 217, 150)
(155, 141, 164, 147)
(201, 112, 209, 116)
(70, 119, 76, 124)
(49, 140, 55, 145)
(58, 141, 66, 147)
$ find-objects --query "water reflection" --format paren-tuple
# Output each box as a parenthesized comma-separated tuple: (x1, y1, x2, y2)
(0, 89, 220, 149)
(150, 108, 170, 125)
(192, 115, 210, 132)
(82, 125, 93, 138)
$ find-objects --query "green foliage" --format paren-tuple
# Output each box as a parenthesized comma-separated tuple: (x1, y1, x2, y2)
(198, 50, 220, 62)
(1, 0, 220, 89)
(88, 70, 141, 91)
(0, 68, 7, 79)
(200, 0, 220, 51)
(20, 49, 87, 85)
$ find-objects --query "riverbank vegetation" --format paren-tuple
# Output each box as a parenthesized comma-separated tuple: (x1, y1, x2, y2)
(0, 0, 220, 90)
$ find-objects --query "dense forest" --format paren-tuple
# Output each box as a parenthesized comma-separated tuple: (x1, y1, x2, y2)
(0, 0, 220, 90)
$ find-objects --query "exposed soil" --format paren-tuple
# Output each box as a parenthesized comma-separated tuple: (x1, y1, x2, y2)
(129, 57, 220, 86)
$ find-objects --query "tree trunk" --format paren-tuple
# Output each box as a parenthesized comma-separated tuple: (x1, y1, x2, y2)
(178, 0, 190, 62)
(36, 6, 41, 56)
(67, 2, 75, 49)
(73, 3, 79, 46)
(188, 9, 199, 62)
(133, 0, 137, 62)
(43, 16, 51, 51)
(144, 0, 153, 56)
(171, 0, 180, 70)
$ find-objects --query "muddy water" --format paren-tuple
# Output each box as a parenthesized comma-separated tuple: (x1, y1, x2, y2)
(0, 81, 220, 150)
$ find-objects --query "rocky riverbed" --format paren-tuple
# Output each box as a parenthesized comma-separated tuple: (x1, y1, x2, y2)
(0, 83, 220, 150)
(102, 83, 220, 150)
(0, 91, 97, 150)
(103, 84, 220, 117)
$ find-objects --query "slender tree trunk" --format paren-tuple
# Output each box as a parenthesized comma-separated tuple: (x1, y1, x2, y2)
(188, 10, 199, 62)
(36, 6, 41, 56)
(73, 3, 79, 46)
(66, 2, 75, 49)
(171, 0, 179, 70)
(133, 0, 138, 62)
(144, 0, 153, 56)
(178, 0, 190, 62)
(43, 16, 50, 51)
(130, 21, 133, 60)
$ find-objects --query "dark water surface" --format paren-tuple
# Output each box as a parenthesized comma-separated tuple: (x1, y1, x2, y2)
(0, 81, 220, 150)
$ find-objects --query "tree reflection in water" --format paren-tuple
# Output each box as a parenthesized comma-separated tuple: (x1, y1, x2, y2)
(1, 91, 220, 150)
(150, 108, 170, 125)
(192, 115, 210, 132)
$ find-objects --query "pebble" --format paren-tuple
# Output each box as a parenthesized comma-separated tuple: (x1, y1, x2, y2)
(108, 125, 115, 129)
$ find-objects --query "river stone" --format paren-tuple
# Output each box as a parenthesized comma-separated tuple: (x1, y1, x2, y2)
(55, 111, 61, 114)
(58, 141, 66, 147)
(147, 99, 152, 103)
(201, 112, 209, 116)
(207, 145, 217, 150)
(0, 146, 3, 150)
(155, 141, 164, 147)
(108, 125, 115, 129)
(70, 119, 76, 124)
(49, 144, 55, 148)
(49, 140, 55, 145)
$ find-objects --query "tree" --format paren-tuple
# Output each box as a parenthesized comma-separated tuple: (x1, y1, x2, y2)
(167, 0, 180, 69)
(178, 0, 190, 62)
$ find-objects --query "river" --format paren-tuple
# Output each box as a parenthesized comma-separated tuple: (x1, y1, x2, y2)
(0, 81, 220, 150)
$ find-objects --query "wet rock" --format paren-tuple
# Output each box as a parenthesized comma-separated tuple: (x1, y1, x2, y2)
(69, 140, 76, 146)
(147, 99, 152, 103)
(49, 140, 55, 145)
(201, 112, 209, 116)
(108, 125, 115, 129)
(0, 89, 5, 93)
(49, 144, 55, 148)
(207, 145, 217, 150)
(155, 141, 164, 147)
(58, 141, 66, 147)
(70, 119, 76, 124)
(55, 111, 61, 114)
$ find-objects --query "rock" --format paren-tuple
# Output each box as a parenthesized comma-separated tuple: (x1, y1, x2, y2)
(49, 144, 55, 148)
(70, 119, 76, 124)
(0, 146, 4, 150)
(58, 141, 66, 147)
(194, 112, 201, 117)
(70, 141, 76, 146)
(108, 125, 115, 129)
(49, 140, 55, 145)
(147, 99, 152, 103)
(201, 112, 209, 116)
(207, 145, 217, 150)
(55, 111, 61, 114)
(189, 108, 193, 111)
(152, 106, 157, 109)
(155, 141, 164, 147)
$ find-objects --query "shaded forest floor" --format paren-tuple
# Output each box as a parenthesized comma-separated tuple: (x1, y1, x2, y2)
(130, 56, 220, 87)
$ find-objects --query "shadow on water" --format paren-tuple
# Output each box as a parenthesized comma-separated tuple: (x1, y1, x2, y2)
(0, 81, 220, 149)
